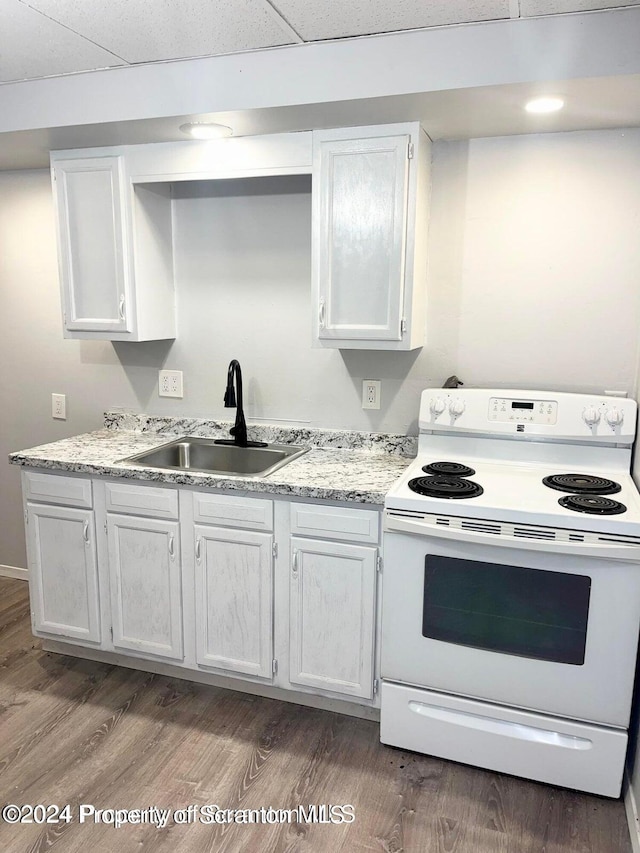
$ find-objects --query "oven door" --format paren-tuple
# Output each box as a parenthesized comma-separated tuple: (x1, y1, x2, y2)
(381, 521, 640, 727)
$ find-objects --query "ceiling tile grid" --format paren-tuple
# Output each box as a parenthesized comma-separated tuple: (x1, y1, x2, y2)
(270, 0, 511, 41)
(1, 0, 639, 86)
(0, 0, 124, 82)
(18, 0, 297, 64)
(519, 0, 640, 16)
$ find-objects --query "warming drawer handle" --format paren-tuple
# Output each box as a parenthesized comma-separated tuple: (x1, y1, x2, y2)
(384, 513, 640, 562)
(408, 700, 592, 750)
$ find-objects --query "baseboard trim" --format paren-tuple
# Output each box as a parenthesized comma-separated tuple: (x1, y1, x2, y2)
(0, 565, 28, 581)
(624, 770, 640, 853)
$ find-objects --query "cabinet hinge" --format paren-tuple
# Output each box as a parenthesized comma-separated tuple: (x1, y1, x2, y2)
(373, 678, 380, 695)
(272, 659, 278, 675)
(376, 555, 383, 573)
(272, 542, 278, 559)
(407, 142, 414, 160)
(400, 318, 407, 335)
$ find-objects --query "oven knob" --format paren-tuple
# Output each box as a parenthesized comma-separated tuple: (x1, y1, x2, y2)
(448, 398, 465, 418)
(582, 407, 601, 426)
(429, 397, 446, 417)
(605, 407, 624, 427)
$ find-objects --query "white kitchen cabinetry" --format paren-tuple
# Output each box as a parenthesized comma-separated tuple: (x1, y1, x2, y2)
(312, 123, 430, 350)
(191, 491, 274, 679)
(194, 525, 273, 679)
(289, 538, 377, 699)
(103, 482, 182, 661)
(24, 474, 101, 645)
(288, 502, 379, 700)
(21, 471, 382, 712)
(107, 515, 183, 661)
(51, 153, 175, 341)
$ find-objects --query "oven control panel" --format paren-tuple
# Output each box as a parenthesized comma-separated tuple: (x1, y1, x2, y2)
(419, 388, 637, 444)
(489, 397, 558, 424)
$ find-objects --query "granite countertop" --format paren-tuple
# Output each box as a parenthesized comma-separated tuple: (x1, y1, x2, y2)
(8, 413, 416, 505)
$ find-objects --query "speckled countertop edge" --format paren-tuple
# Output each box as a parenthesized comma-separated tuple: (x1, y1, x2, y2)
(8, 415, 416, 505)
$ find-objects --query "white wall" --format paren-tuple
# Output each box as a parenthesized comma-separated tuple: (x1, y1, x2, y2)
(432, 129, 640, 393)
(2, 127, 640, 570)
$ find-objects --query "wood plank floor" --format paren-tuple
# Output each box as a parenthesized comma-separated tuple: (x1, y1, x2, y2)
(0, 577, 631, 853)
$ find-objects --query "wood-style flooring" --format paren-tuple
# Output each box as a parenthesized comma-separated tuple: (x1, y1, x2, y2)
(0, 577, 631, 853)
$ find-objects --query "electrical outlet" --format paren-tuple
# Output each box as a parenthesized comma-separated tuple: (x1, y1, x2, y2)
(159, 370, 184, 398)
(362, 380, 381, 410)
(52, 393, 66, 420)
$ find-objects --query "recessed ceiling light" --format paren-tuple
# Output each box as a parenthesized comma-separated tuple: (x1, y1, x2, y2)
(524, 97, 565, 114)
(179, 122, 233, 139)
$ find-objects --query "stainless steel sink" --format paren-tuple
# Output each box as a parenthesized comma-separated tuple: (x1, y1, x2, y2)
(122, 437, 308, 477)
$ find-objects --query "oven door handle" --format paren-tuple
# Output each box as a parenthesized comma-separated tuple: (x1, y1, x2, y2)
(384, 513, 640, 562)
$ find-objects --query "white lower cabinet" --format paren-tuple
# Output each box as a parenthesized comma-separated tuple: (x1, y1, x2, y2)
(289, 537, 377, 699)
(194, 524, 273, 679)
(22, 472, 381, 710)
(106, 514, 183, 661)
(26, 502, 101, 644)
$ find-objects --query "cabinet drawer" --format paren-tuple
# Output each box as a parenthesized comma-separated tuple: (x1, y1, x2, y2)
(105, 482, 178, 519)
(290, 502, 379, 543)
(193, 492, 273, 531)
(24, 471, 92, 508)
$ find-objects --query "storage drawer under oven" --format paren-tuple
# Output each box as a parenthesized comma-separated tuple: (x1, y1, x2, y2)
(381, 681, 627, 798)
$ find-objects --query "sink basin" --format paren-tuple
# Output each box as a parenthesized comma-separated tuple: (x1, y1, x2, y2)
(122, 437, 308, 477)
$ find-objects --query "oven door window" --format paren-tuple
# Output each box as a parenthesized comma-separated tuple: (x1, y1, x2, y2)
(423, 556, 591, 665)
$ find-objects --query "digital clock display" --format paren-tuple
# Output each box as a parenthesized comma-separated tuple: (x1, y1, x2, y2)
(512, 402, 534, 410)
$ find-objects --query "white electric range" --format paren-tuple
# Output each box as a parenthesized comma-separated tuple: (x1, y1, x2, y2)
(380, 388, 640, 797)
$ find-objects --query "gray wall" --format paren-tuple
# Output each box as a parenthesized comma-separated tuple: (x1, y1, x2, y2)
(2, 127, 640, 570)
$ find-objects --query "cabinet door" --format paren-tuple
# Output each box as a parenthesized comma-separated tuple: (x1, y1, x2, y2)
(314, 133, 410, 343)
(194, 525, 273, 679)
(53, 156, 131, 334)
(26, 503, 101, 643)
(289, 537, 377, 699)
(107, 514, 183, 661)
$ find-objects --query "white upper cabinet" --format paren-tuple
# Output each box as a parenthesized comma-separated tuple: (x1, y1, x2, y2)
(312, 123, 430, 350)
(50, 133, 312, 343)
(53, 157, 129, 335)
(52, 153, 176, 342)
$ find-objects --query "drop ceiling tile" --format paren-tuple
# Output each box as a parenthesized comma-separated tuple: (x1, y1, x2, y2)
(0, 0, 125, 83)
(270, 0, 511, 41)
(23, 0, 298, 63)
(520, 0, 639, 14)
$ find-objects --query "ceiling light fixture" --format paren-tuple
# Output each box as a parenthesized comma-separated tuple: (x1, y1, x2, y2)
(524, 97, 565, 114)
(179, 122, 233, 139)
